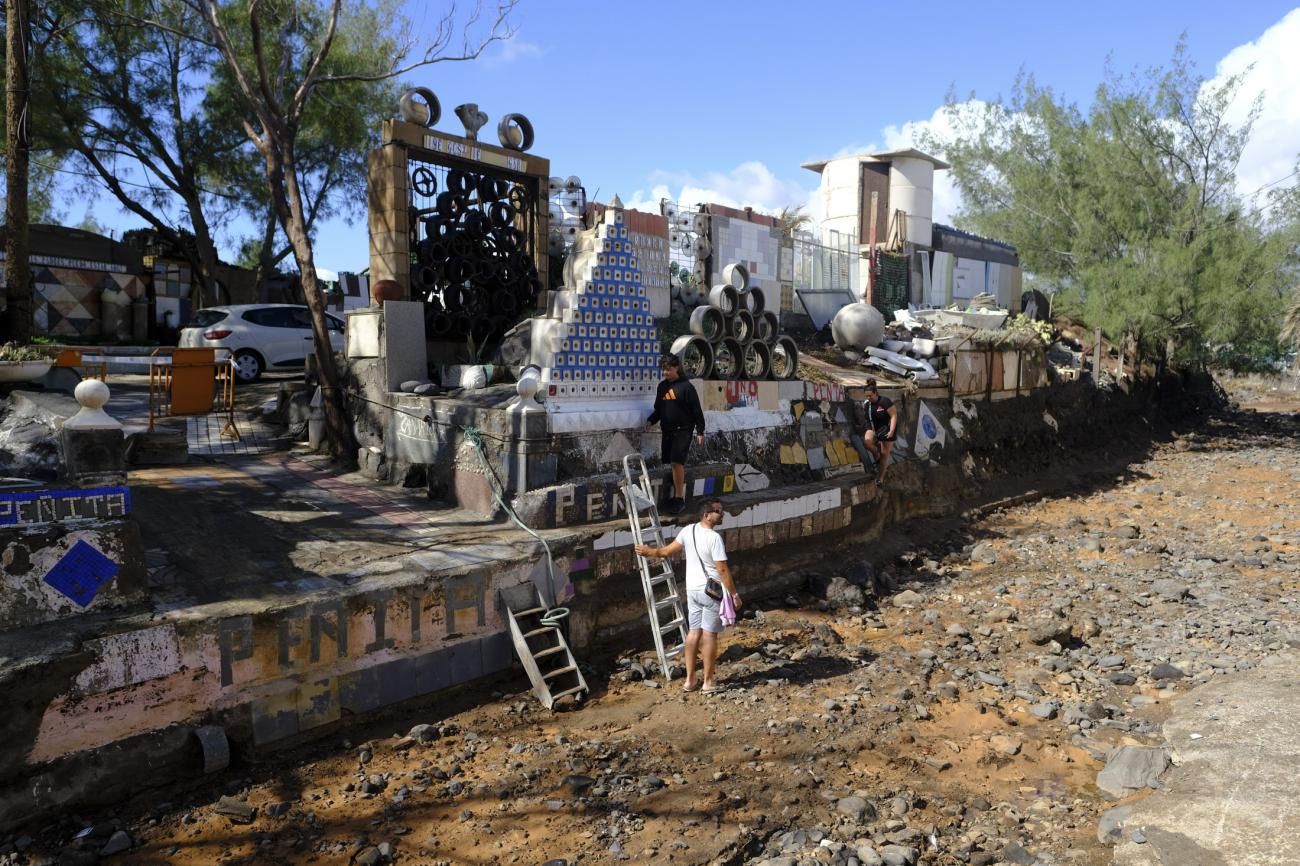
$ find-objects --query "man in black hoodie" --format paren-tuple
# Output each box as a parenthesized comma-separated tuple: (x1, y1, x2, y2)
(646, 354, 705, 514)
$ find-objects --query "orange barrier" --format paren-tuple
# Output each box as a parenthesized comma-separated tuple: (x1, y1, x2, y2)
(147, 348, 240, 439)
(53, 348, 108, 381)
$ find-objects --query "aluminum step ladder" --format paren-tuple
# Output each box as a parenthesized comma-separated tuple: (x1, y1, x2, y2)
(622, 454, 688, 682)
(501, 584, 588, 709)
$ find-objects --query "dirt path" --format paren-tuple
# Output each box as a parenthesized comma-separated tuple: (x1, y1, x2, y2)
(10, 386, 1300, 866)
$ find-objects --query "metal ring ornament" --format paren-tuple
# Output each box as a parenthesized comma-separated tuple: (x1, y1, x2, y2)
(488, 200, 516, 228)
(771, 336, 800, 380)
(478, 175, 510, 201)
(669, 335, 714, 380)
(410, 166, 438, 198)
(712, 338, 743, 379)
(728, 308, 756, 344)
(688, 305, 725, 342)
(446, 169, 472, 196)
(708, 284, 739, 316)
(742, 340, 772, 379)
(497, 113, 535, 152)
(399, 87, 441, 127)
(722, 262, 749, 291)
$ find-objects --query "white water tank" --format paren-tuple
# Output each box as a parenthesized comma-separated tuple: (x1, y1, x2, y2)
(889, 156, 936, 245)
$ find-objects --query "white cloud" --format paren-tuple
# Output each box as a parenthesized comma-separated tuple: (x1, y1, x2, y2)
(483, 38, 543, 67)
(1204, 8, 1300, 202)
(622, 160, 816, 218)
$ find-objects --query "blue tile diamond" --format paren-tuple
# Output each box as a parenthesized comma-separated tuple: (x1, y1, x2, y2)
(43, 540, 119, 607)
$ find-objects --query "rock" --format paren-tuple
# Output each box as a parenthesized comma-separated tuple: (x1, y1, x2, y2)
(1026, 615, 1072, 645)
(990, 735, 1022, 756)
(99, 830, 132, 857)
(892, 590, 923, 608)
(1002, 841, 1038, 865)
(214, 795, 256, 824)
(412, 383, 440, 396)
(563, 774, 595, 795)
(1097, 745, 1170, 797)
(1107, 671, 1137, 685)
(1152, 579, 1190, 601)
(1097, 804, 1134, 844)
(352, 846, 385, 865)
(970, 542, 998, 564)
(879, 844, 918, 866)
(1030, 701, 1059, 720)
(399, 379, 432, 393)
(977, 672, 1006, 687)
(823, 576, 866, 608)
(1098, 655, 1126, 669)
(855, 846, 884, 866)
(1112, 524, 1140, 539)
(1151, 662, 1186, 680)
(836, 795, 875, 821)
(408, 723, 439, 743)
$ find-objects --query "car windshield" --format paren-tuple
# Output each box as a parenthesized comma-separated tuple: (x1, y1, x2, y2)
(190, 310, 228, 328)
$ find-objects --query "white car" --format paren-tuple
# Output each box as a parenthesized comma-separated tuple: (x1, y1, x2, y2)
(179, 304, 345, 382)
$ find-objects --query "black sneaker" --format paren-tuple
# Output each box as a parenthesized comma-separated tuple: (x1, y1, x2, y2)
(666, 497, 686, 515)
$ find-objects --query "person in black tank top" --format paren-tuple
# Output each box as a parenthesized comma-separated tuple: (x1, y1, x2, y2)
(862, 378, 898, 484)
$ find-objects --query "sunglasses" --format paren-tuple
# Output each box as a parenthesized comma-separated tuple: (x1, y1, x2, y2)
(708, 508, 723, 515)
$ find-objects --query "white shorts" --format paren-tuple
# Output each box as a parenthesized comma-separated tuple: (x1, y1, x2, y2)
(687, 589, 724, 633)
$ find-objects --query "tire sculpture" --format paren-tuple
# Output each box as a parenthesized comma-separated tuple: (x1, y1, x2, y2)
(671, 259, 800, 380)
(412, 163, 541, 345)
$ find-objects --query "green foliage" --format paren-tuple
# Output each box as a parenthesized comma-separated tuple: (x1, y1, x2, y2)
(928, 41, 1300, 369)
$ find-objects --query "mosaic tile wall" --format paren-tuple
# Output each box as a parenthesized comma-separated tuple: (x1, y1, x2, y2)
(30, 267, 146, 338)
(709, 215, 783, 306)
(531, 201, 663, 399)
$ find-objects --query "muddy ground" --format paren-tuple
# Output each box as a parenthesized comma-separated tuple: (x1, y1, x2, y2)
(4, 377, 1299, 866)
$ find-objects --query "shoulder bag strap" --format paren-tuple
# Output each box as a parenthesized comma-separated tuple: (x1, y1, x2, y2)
(691, 526, 710, 577)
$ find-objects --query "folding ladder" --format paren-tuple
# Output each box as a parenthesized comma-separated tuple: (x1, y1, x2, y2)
(621, 454, 688, 682)
(502, 582, 588, 709)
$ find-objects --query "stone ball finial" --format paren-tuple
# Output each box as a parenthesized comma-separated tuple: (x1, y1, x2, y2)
(64, 378, 121, 430)
(75, 378, 111, 411)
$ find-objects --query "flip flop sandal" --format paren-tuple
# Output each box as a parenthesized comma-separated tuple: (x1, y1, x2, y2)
(683, 682, 702, 692)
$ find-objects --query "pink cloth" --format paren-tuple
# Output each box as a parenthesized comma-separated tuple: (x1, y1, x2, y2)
(720, 591, 737, 628)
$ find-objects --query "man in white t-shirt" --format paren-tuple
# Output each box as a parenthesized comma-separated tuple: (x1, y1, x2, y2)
(634, 498, 742, 692)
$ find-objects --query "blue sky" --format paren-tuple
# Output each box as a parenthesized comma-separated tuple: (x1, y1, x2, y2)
(85, 0, 1300, 273)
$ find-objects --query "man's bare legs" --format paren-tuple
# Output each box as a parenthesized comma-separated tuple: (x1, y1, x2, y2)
(683, 628, 701, 689)
(699, 631, 719, 689)
(671, 461, 686, 501)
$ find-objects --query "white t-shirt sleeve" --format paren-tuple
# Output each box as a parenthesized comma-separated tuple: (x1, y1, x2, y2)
(707, 531, 727, 564)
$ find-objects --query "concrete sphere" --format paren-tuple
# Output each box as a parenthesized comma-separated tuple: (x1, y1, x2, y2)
(75, 377, 111, 410)
(831, 302, 886, 353)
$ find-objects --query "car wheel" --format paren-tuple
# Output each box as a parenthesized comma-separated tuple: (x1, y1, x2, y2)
(232, 349, 264, 383)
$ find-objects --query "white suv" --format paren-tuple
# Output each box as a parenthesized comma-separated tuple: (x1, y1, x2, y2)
(178, 304, 346, 382)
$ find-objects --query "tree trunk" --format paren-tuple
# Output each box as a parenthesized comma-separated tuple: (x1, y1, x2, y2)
(187, 198, 222, 310)
(3, 0, 33, 342)
(274, 139, 357, 463)
(253, 206, 277, 301)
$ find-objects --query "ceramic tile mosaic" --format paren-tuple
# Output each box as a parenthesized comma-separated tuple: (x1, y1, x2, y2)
(531, 201, 662, 399)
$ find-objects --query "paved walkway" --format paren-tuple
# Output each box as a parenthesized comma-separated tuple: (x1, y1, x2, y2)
(1113, 650, 1300, 866)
